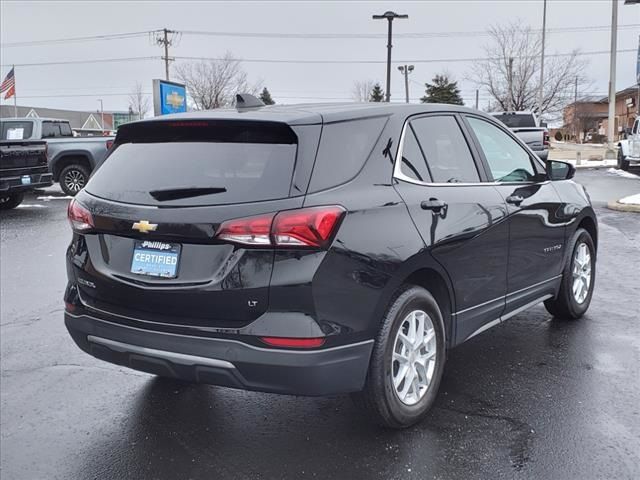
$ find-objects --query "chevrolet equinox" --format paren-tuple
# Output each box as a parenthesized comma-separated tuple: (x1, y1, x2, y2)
(64, 101, 597, 428)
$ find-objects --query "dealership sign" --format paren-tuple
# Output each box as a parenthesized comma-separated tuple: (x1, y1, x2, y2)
(153, 79, 187, 116)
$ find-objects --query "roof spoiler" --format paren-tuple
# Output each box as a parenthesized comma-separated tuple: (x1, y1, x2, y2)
(236, 93, 265, 110)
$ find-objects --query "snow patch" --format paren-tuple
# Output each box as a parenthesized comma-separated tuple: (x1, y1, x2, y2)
(618, 193, 640, 205)
(37, 195, 73, 201)
(16, 204, 47, 209)
(607, 168, 640, 180)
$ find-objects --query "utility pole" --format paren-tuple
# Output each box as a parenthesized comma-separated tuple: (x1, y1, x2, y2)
(508, 57, 514, 111)
(475, 89, 479, 110)
(574, 76, 579, 142)
(398, 65, 414, 103)
(538, 0, 547, 116)
(606, 0, 618, 158)
(98, 99, 104, 133)
(373, 11, 408, 102)
(156, 28, 176, 81)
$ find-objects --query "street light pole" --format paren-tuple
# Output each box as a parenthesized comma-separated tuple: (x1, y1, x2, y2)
(398, 65, 414, 103)
(606, 0, 618, 158)
(373, 11, 408, 102)
(98, 99, 104, 133)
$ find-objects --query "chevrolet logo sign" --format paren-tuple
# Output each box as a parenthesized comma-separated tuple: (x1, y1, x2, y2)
(132, 220, 158, 234)
(166, 91, 185, 109)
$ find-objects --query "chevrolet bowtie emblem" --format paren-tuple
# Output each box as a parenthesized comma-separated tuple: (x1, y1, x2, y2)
(132, 220, 158, 233)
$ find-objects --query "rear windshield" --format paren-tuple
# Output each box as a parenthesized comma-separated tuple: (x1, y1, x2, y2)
(492, 114, 536, 128)
(1, 121, 34, 140)
(85, 121, 298, 206)
(42, 121, 73, 138)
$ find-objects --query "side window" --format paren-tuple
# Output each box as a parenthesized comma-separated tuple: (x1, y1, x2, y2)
(42, 122, 61, 138)
(308, 116, 388, 192)
(633, 119, 639, 135)
(59, 123, 73, 137)
(399, 126, 431, 182)
(410, 116, 480, 183)
(467, 117, 537, 183)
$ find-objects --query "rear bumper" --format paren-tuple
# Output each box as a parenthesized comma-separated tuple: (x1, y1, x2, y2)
(626, 155, 640, 165)
(65, 312, 373, 396)
(0, 172, 53, 193)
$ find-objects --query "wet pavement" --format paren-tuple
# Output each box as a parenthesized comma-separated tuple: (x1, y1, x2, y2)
(1, 170, 639, 480)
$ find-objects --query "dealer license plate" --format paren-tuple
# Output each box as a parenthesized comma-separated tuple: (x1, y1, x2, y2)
(130, 241, 180, 278)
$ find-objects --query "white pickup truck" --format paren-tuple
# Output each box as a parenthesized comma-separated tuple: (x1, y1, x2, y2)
(491, 111, 549, 161)
(618, 117, 640, 171)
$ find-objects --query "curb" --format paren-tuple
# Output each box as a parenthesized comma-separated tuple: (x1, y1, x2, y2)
(607, 201, 640, 213)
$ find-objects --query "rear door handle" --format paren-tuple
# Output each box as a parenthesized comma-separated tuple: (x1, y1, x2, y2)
(421, 198, 447, 211)
(506, 195, 524, 205)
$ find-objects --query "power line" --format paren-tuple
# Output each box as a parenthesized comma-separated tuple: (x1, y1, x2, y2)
(181, 24, 640, 39)
(1, 56, 160, 67)
(3, 24, 638, 48)
(175, 48, 636, 65)
(2, 30, 157, 48)
(2, 48, 635, 69)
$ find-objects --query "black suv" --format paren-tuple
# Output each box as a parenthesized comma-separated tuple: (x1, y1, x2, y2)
(64, 102, 597, 428)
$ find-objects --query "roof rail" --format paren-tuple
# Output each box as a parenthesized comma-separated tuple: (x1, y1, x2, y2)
(236, 93, 265, 110)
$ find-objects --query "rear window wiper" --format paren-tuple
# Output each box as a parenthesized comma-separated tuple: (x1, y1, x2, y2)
(149, 187, 227, 201)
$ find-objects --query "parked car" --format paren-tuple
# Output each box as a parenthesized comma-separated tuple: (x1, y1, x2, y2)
(63, 102, 597, 428)
(0, 118, 114, 196)
(0, 122, 53, 209)
(618, 117, 640, 170)
(491, 111, 549, 160)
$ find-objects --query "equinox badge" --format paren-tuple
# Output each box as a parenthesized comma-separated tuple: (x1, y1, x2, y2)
(132, 220, 158, 234)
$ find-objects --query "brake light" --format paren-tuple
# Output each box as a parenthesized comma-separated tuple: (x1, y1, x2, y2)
(543, 130, 550, 147)
(105, 139, 114, 150)
(67, 199, 94, 232)
(272, 206, 345, 247)
(215, 206, 345, 248)
(216, 213, 275, 245)
(260, 337, 326, 348)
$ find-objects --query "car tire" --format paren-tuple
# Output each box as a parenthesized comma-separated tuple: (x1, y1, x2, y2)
(60, 164, 91, 196)
(544, 228, 596, 320)
(352, 285, 446, 429)
(617, 149, 630, 171)
(0, 192, 24, 210)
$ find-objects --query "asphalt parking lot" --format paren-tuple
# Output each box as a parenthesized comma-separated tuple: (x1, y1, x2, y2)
(1, 168, 639, 480)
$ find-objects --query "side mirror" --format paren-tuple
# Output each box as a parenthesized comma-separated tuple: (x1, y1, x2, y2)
(546, 160, 575, 181)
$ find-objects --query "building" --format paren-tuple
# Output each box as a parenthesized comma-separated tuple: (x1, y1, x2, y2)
(0, 105, 136, 136)
(599, 86, 639, 139)
(563, 86, 639, 142)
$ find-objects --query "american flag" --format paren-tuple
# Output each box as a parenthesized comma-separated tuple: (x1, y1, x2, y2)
(1, 68, 16, 100)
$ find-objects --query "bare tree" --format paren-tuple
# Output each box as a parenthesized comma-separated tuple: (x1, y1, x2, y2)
(128, 82, 150, 120)
(352, 80, 376, 102)
(174, 52, 260, 110)
(469, 20, 589, 116)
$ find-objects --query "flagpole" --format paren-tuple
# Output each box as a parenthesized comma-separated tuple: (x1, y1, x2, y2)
(13, 65, 17, 117)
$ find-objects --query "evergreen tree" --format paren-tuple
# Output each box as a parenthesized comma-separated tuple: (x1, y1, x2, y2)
(420, 74, 464, 105)
(259, 87, 275, 105)
(369, 83, 384, 102)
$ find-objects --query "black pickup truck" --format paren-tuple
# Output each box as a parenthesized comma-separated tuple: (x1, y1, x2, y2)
(0, 140, 53, 210)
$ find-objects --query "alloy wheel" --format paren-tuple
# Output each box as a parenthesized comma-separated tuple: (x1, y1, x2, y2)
(391, 309, 437, 406)
(64, 169, 86, 193)
(572, 242, 592, 304)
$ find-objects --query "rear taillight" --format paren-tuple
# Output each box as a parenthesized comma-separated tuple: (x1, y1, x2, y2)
(216, 212, 275, 245)
(215, 205, 345, 248)
(543, 130, 550, 147)
(106, 139, 114, 150)
(67, 198, 94, 232)
(260, 337, 326, 348)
